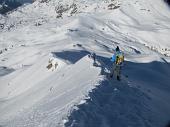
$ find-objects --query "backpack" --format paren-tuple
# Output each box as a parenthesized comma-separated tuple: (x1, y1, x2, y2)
(116, 52, 124, 65)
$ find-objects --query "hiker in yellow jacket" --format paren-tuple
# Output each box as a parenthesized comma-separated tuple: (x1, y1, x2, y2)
(110, 46, 124, 80)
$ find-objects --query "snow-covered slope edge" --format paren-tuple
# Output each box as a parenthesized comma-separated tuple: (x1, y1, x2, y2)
(0, 51, 102, 126)
(0, 0, 170, 126)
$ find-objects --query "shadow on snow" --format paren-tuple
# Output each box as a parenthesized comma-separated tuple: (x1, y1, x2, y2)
(0, 66, 15, 77)
(52, 50, 90, 64)
(64, 54, 170, 127)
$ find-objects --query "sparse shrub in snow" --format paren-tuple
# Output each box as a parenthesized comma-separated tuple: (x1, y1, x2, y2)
(46, 58, 58, 71)
(70, 3, 78, 16)
(0, 23, 4, 29)
(39, 0, 50, 3)
(108, 3, 120, 10)
(55, 3, 78, 18)
(35, 22, 42, 26)
(55, 4, 69, 18)
(103, 0, 120, 10)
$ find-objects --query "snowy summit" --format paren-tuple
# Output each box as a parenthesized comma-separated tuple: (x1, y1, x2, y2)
(0, 0, 170, 127)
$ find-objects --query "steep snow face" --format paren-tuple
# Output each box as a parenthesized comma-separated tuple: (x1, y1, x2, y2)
(119, 0, 170, 56)
(0, 0, 24, 14)
(0, 0, 170, 127)
(0, 54, 101, 126)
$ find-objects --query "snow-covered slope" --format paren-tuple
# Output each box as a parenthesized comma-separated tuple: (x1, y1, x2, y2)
(0, 0, 170, 127)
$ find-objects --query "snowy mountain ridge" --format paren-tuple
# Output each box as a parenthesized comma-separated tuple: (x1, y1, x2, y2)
(1, 0, 170, 56)
(0, 0, 170, 127)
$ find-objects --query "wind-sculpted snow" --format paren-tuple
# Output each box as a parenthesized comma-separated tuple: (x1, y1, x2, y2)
(0, 0, 170, 126)
(0, 55, 101, 127)
(65, 80, 153, 127)
(0, 66, 15, 77)
(65, 56, 170, 127)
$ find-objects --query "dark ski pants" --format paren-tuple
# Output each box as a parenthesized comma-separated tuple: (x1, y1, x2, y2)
(111, 64, 121, 79)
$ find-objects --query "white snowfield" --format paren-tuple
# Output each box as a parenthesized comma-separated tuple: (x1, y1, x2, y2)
(0, 0, 170, 127)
